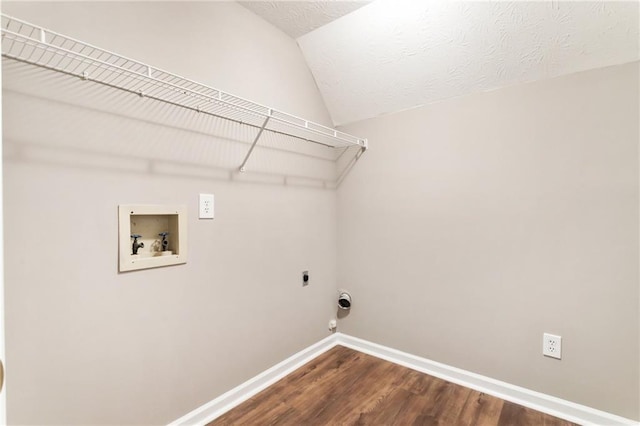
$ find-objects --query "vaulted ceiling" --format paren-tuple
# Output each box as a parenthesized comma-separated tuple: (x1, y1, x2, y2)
(238, 1, 371, 39)
(242, 1, 639, 126)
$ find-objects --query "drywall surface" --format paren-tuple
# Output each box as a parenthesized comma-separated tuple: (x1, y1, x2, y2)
(298, 1, 639, 125)
(239, 1, 371, 39)
(337, 63, 640, 420)
(2, 2, 337, 424)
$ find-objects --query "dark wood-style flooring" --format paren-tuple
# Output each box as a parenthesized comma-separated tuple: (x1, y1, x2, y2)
(210, 345, 577, 425)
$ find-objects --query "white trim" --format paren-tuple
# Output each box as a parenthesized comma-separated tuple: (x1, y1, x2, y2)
(168, 334, 339, 426)
(336, 334, 638, 426)
(169, 333, 638, 426)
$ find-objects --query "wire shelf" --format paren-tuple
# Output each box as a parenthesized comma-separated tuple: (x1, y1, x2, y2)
(1, 14, 367, 171)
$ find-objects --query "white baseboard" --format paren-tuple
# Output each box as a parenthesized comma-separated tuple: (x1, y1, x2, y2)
(168, 334, 339, 426)
(336, 333, 638, 426)
(169, 332, 638, 426)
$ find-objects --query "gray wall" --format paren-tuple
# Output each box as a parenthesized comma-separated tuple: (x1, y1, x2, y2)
(3, 2, 338, 424)
(337, 62, 639, 420)
(3, 1, 639, 424)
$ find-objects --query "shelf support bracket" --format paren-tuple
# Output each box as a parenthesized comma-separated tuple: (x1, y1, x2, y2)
(239, 115, 270, 173)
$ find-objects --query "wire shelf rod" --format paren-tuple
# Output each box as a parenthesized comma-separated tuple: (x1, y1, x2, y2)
(1, 13, 368, 166)
(3, 18, 348, 133)
(5, 52, 339, 151)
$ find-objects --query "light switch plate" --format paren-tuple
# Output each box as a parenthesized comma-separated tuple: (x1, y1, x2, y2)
(199, 194, 214, 219)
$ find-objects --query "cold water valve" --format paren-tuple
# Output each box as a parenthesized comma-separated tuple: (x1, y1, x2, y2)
(131, 234, 144, 255)
(159, 232, 169, 252)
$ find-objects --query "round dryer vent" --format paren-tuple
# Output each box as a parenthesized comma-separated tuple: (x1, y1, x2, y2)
(338, 291, 352, 310)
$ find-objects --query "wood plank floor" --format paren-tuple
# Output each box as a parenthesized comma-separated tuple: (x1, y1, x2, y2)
(210, 345, 577, 426)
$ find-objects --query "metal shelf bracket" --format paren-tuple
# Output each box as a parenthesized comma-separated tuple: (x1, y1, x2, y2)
(239, 114, 271, 172)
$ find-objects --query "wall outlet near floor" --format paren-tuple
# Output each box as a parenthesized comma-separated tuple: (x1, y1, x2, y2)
(328, 319, 337, 330)
(543, 333, 562, 359)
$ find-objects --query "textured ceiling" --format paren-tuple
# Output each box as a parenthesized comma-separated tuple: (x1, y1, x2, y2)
(238, 1, 371, 39)
(297, 0, 640, 126)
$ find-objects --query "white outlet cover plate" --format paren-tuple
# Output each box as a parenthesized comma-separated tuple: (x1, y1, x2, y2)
(543, 333, 562, 359)
(199, 194, 214, 219)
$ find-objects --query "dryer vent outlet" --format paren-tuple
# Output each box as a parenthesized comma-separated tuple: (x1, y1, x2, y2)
(338, 291, 352, 310)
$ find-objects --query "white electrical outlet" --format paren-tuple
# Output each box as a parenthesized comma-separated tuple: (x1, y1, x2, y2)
(543, 333, 562, 359)
(199, 194, 214, 219)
